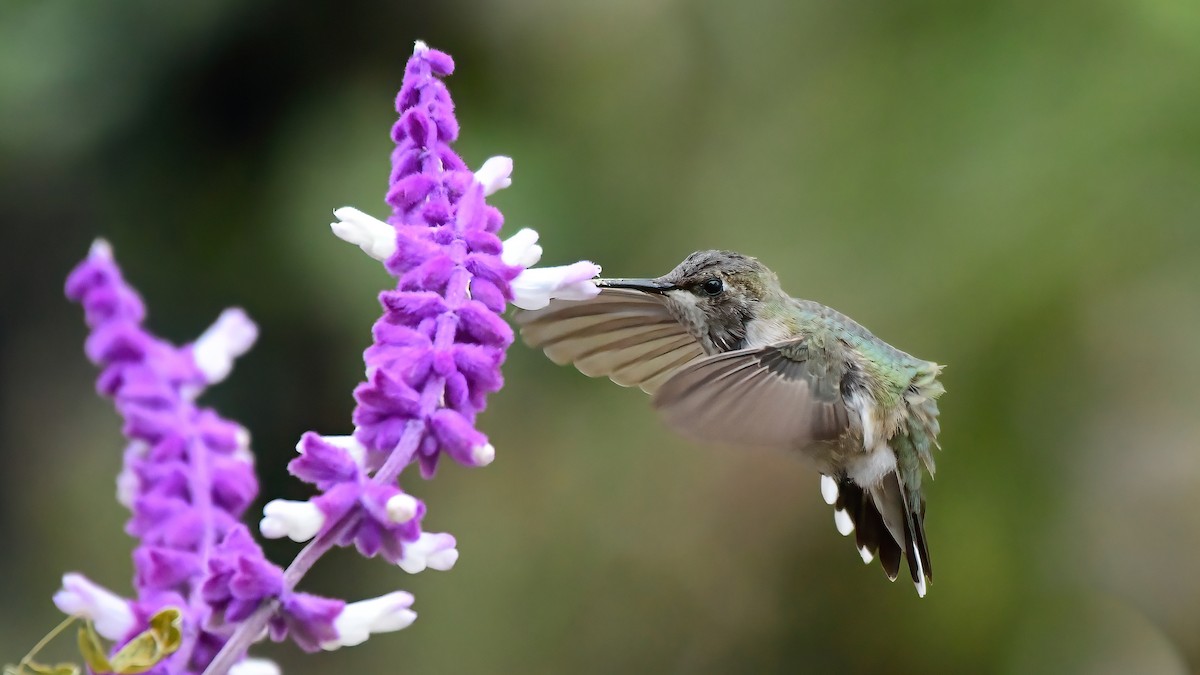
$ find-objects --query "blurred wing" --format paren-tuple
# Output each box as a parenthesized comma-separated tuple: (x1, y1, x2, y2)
(651, 339, 850, 448)
(515, 288, 706, 394)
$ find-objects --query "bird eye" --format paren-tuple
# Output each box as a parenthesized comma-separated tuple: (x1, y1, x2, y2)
(700, 278, 724, 296)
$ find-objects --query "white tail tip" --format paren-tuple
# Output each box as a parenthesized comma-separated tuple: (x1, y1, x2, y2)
(833, 509, 854, 536)
(820, 475, 838, 505)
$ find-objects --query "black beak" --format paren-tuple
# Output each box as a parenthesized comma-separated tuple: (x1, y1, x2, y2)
(596, 278, 676, 295)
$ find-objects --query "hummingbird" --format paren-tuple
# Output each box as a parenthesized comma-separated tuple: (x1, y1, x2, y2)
(515, 250, 945, 597)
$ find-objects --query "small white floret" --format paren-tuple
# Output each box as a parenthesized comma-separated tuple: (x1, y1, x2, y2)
(322, 591, 417, 650)
(820, 475, 838, 505)
(398, 532, 459, 574)
(232, 426, 253, 463)
(116, 466, 139, 508)
(193, 308, 259, 384)
(501, 230, 602, 309)
(386, 494, 420, 524)
(90, 238, 114, 259)
(260, 499, 324, 542)
(834, 509, 854, 536)
(53, 573, 135, 641)
(510, 262, 602, 310)
(472, 442, 495, 466)
(331, 207, 397, 261)
(475, 156, 513, 196)
(116, 441, 149, 507)
(501, 228, 543, 268)
(229, 658, 282, 675)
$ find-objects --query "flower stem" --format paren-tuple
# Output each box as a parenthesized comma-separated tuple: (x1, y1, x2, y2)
(373, 419, 425, 484)
(13, 614, 77, 673)
(201, 515, 355, 675)
(200, 418, 427, 675)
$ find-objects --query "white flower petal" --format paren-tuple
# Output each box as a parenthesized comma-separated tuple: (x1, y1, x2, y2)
(510, 262, 602, 310)
(471, 442, 495, 466)
(192, 309, 259, 384)
(53, 574, 135, 641)
(116, 466, 139, 508)
(232, 426, 254, 464)
(229, 658, 282, 675)
(475, 156, 513, 196)
(322, 591, 417, 650)
(550, 280, 604, 302)
(331, 207, 397, 261)
(398, 532, 459, 574)
(501, 228, 543, 268)
(425, 546, 459, 571)
(116, 441, 149, 508)
(386, 494, 420, 524)
(89, 238, 114, 259)
(260, 499, 324, 542)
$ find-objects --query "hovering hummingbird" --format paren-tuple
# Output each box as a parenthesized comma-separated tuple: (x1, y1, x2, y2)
(515, 250, 945, 597)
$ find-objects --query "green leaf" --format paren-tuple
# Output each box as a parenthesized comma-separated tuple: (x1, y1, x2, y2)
(77, 621, 112, 674)
(146, 608, 183, 655)
(107, 607, 184, 674)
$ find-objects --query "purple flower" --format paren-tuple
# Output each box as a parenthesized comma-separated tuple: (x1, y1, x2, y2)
(59, 40, 601, 675)
(202, 529, 286, 627)
(61, 242, 352, 673)
(263, 433, 429, 565)
(53, 573, 136, 641)
(61, 240, 275, 673)
(275, 40, 601, 567)
(270, 593, 344, 652)
(212, 42, 588, 669)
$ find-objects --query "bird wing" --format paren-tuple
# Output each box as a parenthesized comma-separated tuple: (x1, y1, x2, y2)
(514, 288, 706, 394)
(651, 338, 851, 448)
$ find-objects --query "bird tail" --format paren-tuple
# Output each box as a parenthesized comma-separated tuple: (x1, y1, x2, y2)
(823, 472, 932, 597)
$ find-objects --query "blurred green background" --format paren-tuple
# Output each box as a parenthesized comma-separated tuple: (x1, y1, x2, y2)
(3, 0, 1199, 673)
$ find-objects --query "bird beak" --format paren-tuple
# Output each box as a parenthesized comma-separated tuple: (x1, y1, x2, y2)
(596, 278, 676, 294)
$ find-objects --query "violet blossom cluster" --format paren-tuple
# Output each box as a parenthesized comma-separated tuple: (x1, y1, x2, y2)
(59, 240, 336, 674)
(56, 41, 599, 675)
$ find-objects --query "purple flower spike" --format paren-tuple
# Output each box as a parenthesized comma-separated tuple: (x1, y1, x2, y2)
(328, 44, 522, 502)
(62, 240, 285, 674)
(327, 42, 601, 483)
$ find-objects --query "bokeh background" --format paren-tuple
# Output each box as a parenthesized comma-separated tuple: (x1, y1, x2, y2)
(3, 1, 1199, 673)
